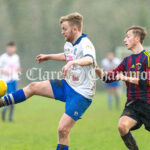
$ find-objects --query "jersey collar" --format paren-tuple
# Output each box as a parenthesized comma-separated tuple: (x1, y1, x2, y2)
(73, 33, 87, 46)
(132, 50, 145, 56)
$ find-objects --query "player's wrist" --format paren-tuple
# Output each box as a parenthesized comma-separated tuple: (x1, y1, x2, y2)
(47, 54, 52, 60)
(71, 60, 77, 65)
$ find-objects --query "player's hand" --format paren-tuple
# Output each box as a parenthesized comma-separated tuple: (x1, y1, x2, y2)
(16, 68, 22, 73)
(62, 61, 74, 77)
(35, 54, 48, 63)
(95, 66, 105, 78)
(115, 73, 126, 81)
(0, 70, 10, 76)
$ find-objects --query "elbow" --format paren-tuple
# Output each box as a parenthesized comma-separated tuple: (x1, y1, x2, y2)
(88, 57, 94, 65)
(138, 78, 147, 87)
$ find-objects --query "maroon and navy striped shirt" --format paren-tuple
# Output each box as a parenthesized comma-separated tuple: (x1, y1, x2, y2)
(105, 50, 150, 104)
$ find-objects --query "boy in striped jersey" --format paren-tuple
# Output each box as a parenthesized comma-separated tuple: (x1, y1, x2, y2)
(96, 26, 149, 150)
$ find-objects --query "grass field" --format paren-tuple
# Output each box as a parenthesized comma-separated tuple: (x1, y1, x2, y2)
(0, 92, 150, 150)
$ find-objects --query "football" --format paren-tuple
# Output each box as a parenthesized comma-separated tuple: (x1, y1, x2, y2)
(0, 80, 7, 97)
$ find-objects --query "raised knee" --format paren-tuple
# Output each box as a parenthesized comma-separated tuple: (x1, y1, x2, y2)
(118, 123, 129, 135)
(28, 82, 38, 95)
(58, 126, 69, 138)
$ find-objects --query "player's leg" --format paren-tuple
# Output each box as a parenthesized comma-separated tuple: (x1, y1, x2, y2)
(9, 105, 14, 122)
(57, 113, 76, 150)
(1, 80, 13, 120)
(114, 87, 120, 110)
(56, 80, 92, 150)
(1, 106, 8, 121)
(0, 80, 54, 107)
(107, 88, 113, 110)
(8, 80, 17, 122)
(23, 80, 54, 98)
(118, 116, 139, 150)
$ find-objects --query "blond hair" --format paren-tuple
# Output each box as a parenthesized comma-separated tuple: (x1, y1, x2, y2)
(60, 12, 83, 32)
(126, 26, 147, 44)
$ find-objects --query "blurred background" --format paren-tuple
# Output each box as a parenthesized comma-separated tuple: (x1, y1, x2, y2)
(0, 0, 150, 89)
(0, 0, 150, 150)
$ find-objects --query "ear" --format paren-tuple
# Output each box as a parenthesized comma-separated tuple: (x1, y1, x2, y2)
(73, 26, 78, 32)
(136, 36, 140, 43)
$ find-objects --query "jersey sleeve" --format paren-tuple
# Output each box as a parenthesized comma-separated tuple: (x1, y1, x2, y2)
(82, 39, 96, 59)
(16, 55, 21, 68)
(0, 54, 4, 69)
(143, 53, 150, 86)
(105, 58, 126, 83)
(82, 39, 96, 67)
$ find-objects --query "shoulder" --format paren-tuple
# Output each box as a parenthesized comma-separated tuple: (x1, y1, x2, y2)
(81, 37, 95, 50)
(81, 37, 94, 46)
(0, 53, 7, 59)
(102, 58, 108, 63)
(101, 58, 109, 65)
(13, 54, 19, 58)
(121, 56, 129, 64)
(113, 57, 121, 63)
(143, 50, 150, 58)
(142, 50, 150, 66)
(1, 53, 7, 57)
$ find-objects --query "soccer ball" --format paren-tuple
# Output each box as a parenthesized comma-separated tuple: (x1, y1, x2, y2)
(0, 80, 7, 97)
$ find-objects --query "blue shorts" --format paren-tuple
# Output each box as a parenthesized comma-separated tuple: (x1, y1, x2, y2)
(105, 81, 120, 88)
(7, 80, 18, 94)
(50, 79, 92, 121)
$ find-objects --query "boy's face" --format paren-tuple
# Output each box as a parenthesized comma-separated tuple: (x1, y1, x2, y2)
(124, 30, 140, 50)
(7, 46, 16, 55)
(61, 21, 75, 43)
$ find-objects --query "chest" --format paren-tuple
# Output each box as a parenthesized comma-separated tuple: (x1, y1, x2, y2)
(2, 56, 18, 68)
(125, 56, 145, 72)
(64, 44, 83, 61)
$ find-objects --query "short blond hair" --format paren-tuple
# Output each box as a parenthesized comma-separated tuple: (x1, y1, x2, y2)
(126, 26, 147, 44)
(60, 12, 83, 32)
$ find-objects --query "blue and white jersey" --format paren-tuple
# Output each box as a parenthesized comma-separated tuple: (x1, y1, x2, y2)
(0, 53, 20, 82)
(64, 34, 96, 99)
(101, 57, 121, 72)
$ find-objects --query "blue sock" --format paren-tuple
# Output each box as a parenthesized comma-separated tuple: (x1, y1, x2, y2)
(56, 144, 68, 150)
(3, 89, 26, 105)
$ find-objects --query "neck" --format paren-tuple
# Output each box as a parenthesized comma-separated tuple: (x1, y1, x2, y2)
(131, 43, 143, 54)
(7, 53, 13, 56)
(72, 32, 82, 44)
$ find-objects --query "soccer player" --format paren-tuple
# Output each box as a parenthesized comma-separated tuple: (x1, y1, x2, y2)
(96, 26, 148, 150)
(0, 42, 21, 122)
(0, 12, 96, 150)
(101, 52, 121, 110)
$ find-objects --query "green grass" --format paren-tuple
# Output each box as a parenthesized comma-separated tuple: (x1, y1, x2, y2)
(0, 92, 150, 150)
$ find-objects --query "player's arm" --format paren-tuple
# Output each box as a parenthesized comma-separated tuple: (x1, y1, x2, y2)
(62, 56, 93, 76)
(35, 53, 66, 63)
(71, 56, 93, 66)
(95, 66, 105, 79)
(115, 55, 150, 85)
(120, 55, 150, 86)
(96, 58, 126, 83)
(137, 61, 150, 87)
(0, 69, 10, 75)
(115, 73, 139, 84)
(0, 57, 10, 75)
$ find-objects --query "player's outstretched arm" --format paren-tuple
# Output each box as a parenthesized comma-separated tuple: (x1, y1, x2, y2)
(115, 73, 139, 85)
(35, 53, 66, 63)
